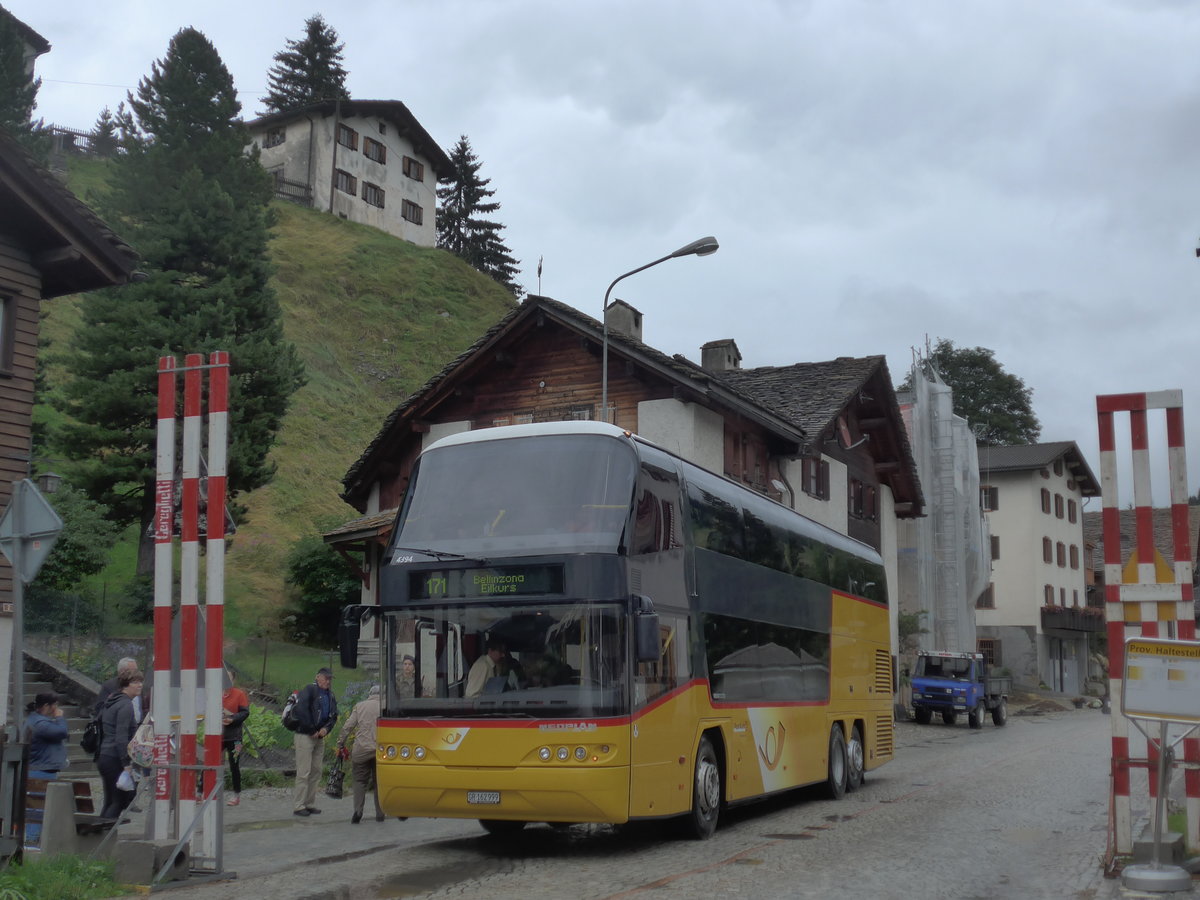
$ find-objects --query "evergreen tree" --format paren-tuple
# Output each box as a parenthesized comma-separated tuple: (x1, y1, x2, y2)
(900, 338, 1041, 446)
(262, 14, 349, 113)
(0, 6, 45, 150)
(52, 28, 305, 572)
(91, 106, 117, 156)
(437, 135, 521, 295)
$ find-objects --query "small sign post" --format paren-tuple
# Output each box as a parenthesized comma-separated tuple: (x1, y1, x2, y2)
(1120, 637, 1200, 892)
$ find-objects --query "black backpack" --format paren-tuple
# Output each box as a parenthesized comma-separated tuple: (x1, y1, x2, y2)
(79, 712, 102, 757)
(281, 689, 302, 732)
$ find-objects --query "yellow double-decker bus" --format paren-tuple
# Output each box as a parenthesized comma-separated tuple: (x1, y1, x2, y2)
(340, 421, 894, 838)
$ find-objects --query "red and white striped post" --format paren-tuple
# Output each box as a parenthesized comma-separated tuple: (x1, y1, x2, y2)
(1096, 390, 1196, 855)
(152, 357, 176, 837)
(201, 352, 228, 859)
(178, 354, 203, 828)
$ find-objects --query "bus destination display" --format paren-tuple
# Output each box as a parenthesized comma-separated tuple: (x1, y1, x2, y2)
(410, 565, 565, 600)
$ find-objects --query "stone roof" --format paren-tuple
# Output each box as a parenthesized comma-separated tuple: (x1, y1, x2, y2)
(0, 126, 138, 296)
(247, 99, 453, 177)
(977, 441, 1100, 496)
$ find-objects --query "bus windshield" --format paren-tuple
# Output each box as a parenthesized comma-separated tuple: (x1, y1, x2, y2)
(384, 601, 628, 718)
(390, 434, 637, 558)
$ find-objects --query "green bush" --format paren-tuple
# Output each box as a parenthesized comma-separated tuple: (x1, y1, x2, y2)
(0, 855, 131, 899)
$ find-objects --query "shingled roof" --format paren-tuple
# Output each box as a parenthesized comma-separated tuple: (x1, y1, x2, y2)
(977, 441, 1100, 496)
(343, 295, 924, 518)
(0, 127, 138, 296)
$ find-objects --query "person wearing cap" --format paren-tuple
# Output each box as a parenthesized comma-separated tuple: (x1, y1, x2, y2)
(292, 667, 339, 817)
(25, 692, 68, 779)
(337, 685, 386, 823)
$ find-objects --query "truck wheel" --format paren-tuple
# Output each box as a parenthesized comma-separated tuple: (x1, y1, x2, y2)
(969, 701, 985, 729)
(846, 724, 865, 791)
(992, 699, 1008, 727)
(941, 711, 957, 726)
(914, 707, 932, 725)
(685, 736, 721, 839)
(826, 724, 848, 800)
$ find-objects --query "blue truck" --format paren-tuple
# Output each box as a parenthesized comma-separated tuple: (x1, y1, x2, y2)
(911, 650, 1010, 728)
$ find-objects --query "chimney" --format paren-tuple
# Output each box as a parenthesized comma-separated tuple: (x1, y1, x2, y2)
(701, 339, 742, 372)
(604, 299, 643, 342)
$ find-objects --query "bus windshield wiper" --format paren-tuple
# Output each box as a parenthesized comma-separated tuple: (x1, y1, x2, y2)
(391, 546, 490, 565)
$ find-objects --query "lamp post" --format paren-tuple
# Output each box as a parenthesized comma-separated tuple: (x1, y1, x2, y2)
(601, 235, 719, 421)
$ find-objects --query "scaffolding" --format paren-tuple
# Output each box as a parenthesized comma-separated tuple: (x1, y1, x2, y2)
(897, 354, 990, 653)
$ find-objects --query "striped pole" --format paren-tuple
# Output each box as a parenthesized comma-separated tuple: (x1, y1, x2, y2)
(153, 357, 177, 839)
(1096, 390, 1195, 854)
(200, 352, 229, 865)
(179, 354, 203, 827)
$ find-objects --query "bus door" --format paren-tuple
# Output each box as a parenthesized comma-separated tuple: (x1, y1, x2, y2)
(629, 610, 692, 819)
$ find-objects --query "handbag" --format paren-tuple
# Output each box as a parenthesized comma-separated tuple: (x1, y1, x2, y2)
(325, 754, 346, 799)
(80, 717, 102, 757)
(127, 716, 155, 769)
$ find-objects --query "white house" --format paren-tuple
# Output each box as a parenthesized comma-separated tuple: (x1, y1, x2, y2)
(245, 100, 452, 246)
(976, 442, 1101, 693)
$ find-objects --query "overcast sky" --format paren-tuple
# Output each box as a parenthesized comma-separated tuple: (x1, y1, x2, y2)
(11, 0, 1200, 505)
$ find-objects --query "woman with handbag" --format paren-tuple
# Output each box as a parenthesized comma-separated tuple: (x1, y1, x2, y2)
(97, 670, 144, 820)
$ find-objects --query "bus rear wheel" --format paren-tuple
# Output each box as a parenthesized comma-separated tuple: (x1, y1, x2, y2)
(686, 736, 721, 839)
(846, 724, 865, 791)
(826, 724, 847, 800)
(479, 819, 526, 837)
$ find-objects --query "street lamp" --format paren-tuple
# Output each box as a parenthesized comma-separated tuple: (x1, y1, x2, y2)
(600, 236, 719, 421)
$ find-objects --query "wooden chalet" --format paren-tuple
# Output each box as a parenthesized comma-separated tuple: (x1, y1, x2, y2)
(328, 294, 923, 608)
(0, 126, 138, 614)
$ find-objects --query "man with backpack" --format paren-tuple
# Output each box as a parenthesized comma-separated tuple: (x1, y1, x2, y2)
(291, 667, 338, 817)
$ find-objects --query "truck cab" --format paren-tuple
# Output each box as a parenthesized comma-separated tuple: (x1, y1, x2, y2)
(911, 650, 1009, 728)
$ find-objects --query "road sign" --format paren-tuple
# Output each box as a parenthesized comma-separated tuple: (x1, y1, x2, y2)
(0, 479, 63, 584)
(1121, 637, 1200, 724)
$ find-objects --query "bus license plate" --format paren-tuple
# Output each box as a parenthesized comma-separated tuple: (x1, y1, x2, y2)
(468, 791, 500, 805)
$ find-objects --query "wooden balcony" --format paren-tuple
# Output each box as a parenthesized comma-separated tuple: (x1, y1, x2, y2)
(1041, 604, 1105, 633)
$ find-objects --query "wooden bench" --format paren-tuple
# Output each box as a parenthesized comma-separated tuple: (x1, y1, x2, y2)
(25, 778, 113, 848)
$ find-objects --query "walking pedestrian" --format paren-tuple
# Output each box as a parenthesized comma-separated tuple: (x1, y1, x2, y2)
(337, 685, 384, 823)
(222, 674, 250, 806)
(97, 670, 144, 820)
(291, 667, 338, 817)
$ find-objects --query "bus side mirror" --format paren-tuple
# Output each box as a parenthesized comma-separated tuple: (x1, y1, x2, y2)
(634, 595, 659, 663)
(339, 605, 371, 669)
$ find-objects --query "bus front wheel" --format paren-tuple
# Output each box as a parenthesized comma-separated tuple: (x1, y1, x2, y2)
(826, 725, 847, 800)
(686, 736, 722, 840)
(479, 819, 526, 837)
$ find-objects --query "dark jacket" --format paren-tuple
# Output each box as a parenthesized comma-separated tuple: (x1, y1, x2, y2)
(26, 711, 69, 772)
(99, 691, 136, 766)
(222, 688, 250, 743)
(291, 681, 337, 737)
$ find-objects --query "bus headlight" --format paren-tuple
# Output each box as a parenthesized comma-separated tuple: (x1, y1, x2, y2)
(557, 746, 569, 761)
(539, 747, 552, 762)
(384, 745, 397, 759)
(574, 747, 587, 761)
(399, 745, 411, 760)
(414, 746, 426, 761)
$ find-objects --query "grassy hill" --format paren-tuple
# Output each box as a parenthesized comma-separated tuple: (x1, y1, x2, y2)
(41, 158, 517, 636)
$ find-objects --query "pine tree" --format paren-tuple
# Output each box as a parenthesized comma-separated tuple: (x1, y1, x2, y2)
(437, 136, 521, 295)
(0, 6, 44, 150)
(91, 106, 117, 156)
(53, 28, 305, 572)
(262, 14, 349, 113)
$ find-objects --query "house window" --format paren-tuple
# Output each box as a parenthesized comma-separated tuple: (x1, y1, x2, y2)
(1040, 488, 1051, 514)
(976, 584, 995, 609)
(337, 123, 358, 150)
(402, 155, 425, 182)
(1044, 584, 1054, 605)
(1068, 499, 1077, 523)
(1056, 542, 1065, 567)
(264, 126, 286, 148)
(1070, 544, 1079, 569)
(991, 535, 1000, 561)
(1043, 537, 1052, 563)
(1073, 589, 1080, 607)
(1054, 494, 1064, 518)
(334, 169, 357, 195)
(981, 485, 998, 511)
(977, 638, 1000, 666)
(363, 137, 387, 164)
(1053, 459, 1063, 477)
(848, 478, 877, 521)
(801, 457, 830, 500)
(362, 182, 385, 208)
(1060, 587, 1066, 605)
(401, 199, 423, 225)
